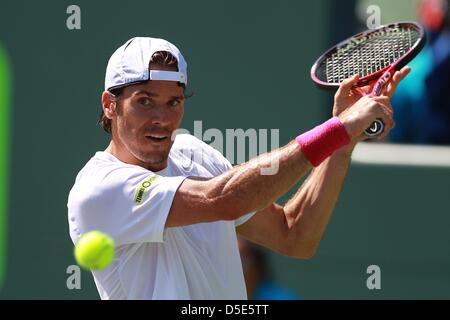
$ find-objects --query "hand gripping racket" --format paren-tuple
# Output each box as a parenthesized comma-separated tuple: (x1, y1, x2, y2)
(311, 21, 426, 137)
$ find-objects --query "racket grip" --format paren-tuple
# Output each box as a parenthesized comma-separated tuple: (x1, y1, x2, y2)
(365, 67, 393, 136)
(369, 67, 394, 97)
(365, 119, 384, 137)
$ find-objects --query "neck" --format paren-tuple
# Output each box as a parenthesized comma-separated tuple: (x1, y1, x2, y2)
(105, 139, 168, 172)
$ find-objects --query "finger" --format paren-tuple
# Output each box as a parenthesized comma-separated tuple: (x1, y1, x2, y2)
(382, 69, 404, 96)
(371, 95, 391, 103)
(376, 128, 391, 140)
(362, 99, 394, 139)
(369, 117, 393, 141)
(398, 66, 412, 78)
(375, 103, 395, 129)
(385, 66, 411, 97)
(376, 118, 396, 140)
(351, 84, 371, 97)
(392, 67, 411, 85)
(335, 75, 359, 98)
(378, 100, 394, 118)
(360, 85, 372, 94)
(379, 104, 394, 119)
(368, 98, 394, 128)
(371, 96, 393, 113)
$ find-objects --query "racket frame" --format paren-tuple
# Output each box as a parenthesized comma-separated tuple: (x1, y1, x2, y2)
(310, 21, 426, 90)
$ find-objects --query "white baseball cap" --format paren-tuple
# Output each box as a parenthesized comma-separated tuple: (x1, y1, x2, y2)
(104, 37, 188, 91)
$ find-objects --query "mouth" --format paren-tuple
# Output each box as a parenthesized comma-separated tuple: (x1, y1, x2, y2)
(145, 134, 170, 143)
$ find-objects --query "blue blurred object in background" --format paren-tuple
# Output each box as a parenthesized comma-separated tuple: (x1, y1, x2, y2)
(239, 238, 302, 300)
(390, 0, 450, 144)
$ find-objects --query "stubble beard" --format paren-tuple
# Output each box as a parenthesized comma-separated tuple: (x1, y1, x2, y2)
(130, 140, 173, 169)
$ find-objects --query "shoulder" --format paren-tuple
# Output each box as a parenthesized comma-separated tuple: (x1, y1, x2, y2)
(76, 152, 149, 185)
(68, 152, 152, 205)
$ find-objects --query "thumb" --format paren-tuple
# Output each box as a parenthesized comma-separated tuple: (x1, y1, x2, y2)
(335, 75, 359, 98)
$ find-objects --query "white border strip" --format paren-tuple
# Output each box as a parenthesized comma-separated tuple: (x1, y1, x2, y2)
(352, 142, 450, 167)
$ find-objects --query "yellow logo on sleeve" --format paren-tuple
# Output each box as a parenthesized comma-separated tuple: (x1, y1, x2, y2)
(133, 175, 160, 204)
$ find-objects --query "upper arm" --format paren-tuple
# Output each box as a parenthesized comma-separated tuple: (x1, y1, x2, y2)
(69, 136, 241, 245)
(165, 135, 242, 227)
(165, 176, 237, 227)
(69, 168, 237, 247)
(236, 203, 293, 256)
(237, 203, 318, 259)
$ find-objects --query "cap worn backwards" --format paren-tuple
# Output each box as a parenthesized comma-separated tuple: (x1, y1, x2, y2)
(104, 37, 188, 91)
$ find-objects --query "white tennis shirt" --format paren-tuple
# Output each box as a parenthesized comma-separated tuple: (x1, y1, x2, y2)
(67, 134, 254, 299)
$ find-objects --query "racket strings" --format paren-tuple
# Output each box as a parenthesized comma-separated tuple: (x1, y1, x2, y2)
(319, 26, 421, 83)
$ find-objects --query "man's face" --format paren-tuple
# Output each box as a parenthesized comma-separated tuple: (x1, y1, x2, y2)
(111, 80, 185, 171)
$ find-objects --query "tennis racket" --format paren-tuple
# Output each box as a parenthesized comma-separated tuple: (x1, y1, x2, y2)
(311, 21, 426, 137)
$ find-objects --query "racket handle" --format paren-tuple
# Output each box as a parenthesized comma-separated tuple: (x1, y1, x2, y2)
(364, 67, 393, 137)
(369, 67, 394, 97)
(365, 119, 384, 136)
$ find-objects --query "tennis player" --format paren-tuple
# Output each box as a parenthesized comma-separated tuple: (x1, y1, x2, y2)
(67, 37, 409, 299)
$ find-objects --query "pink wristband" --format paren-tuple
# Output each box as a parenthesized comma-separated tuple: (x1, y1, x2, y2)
(295, 117, 351, 167)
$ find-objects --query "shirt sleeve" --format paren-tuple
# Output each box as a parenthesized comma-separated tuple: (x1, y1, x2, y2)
(70, 166, 186, 246)
(234, 211, 256, 227)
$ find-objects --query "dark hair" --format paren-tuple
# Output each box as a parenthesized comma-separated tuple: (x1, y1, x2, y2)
(98, 51, 188, 133)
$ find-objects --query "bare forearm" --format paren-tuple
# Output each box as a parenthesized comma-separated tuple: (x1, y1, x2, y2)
(284, 148, 352, 256)
(206, 140, 312, 218)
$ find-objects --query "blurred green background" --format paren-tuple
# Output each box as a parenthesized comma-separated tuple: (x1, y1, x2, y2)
(0, 0, 449, 299)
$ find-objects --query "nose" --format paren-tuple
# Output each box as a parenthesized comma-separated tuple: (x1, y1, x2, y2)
(149, 104, 172, 126)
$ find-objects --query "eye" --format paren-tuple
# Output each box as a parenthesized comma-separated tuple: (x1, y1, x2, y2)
(137, 97, 153, 107)
(168, 99, 181, 107)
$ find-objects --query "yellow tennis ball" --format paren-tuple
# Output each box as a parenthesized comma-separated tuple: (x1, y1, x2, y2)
(74, 230, 115, 270)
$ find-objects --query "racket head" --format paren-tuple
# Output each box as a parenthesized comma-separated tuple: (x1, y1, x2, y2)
(311, 21, 426, 89)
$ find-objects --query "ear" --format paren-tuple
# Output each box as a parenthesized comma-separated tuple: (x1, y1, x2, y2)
(102, 91, 117, 119)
